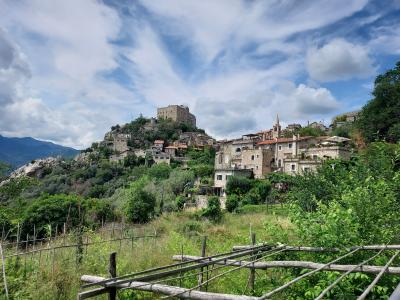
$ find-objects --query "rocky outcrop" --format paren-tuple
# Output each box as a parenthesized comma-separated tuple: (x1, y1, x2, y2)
(0, 157, 60, 186)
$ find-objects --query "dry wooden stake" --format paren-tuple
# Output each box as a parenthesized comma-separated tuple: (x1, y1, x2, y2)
(0, 242, 9, 300)
(109, 252, 117, 300)
(249, 233, 256, 292)
(197, 236, 207, 290)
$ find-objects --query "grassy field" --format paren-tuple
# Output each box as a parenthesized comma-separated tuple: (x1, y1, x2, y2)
(1, 205, 296, 299)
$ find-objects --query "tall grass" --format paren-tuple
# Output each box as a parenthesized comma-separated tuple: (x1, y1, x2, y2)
(0, 206, 293, 299)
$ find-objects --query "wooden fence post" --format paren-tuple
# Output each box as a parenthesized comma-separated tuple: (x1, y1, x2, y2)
(249, 233, 256, 292)
(109, 252, 117, 300)
(0, 242, 9, 299)
(197, 236, 207, 290)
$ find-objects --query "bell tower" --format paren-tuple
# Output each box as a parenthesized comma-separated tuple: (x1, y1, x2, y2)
(272, 114, 281, 138)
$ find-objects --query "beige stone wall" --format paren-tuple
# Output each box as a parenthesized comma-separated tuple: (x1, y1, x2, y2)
(283, 160, 320, 175)
(241, 148, 274, 178)
(304, 146, 351, 160)
(157, 105, 196, 126)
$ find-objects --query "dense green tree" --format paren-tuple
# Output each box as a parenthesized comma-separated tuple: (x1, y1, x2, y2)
(201, 196, 222, 222)
(226, 176, 253, 196)
(298, 126, 325, 137)
(225, 194, 240, 212)
(22, 194, 84, 238)
(125, 179, 156, 223)
(147, 163, 171, 180)
(357, 61, 400, 143)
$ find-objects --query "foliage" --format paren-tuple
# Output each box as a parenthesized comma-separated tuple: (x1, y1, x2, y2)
(289, 143, 400, 247)
(225, 194, 240, 212)
(357, 61, 400, 143)
(331, 123, 353, 138)
(21, 194, 84, 238)
(175, 195, 187, 211)
(0, 176, 39, 204)
(298, 126, 325, 137)
(147, 163, 171, 180)
(201, 196, 222, 222)
(226, 176, 253, 195)
(125, 179, 156, 223)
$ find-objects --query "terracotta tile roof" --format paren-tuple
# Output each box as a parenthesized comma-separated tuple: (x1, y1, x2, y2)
(257, 136, 313, 145)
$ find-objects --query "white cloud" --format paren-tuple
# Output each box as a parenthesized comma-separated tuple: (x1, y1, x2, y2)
(369, 24, 400, 55)
(0, 0, 384, 147)
(139, 0, 368, 62)
(0, 0, 141, 148)
(306, 38, 376, 82)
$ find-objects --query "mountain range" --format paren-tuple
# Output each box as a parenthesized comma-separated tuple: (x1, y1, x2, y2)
(0, 135, 79, 168)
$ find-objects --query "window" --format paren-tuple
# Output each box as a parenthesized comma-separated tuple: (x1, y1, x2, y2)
(278, 145, 282, 151)
(218, 154, 223, 164)
(303, 167, 310, 172)
(313, 155, 318, 159)
(236, 147, 241, 153)
(288, 143, 292, 149)
(217, 175, 223, 180)
(256, 154, 259, 158)
(291, 164, 296, 171)
(251, 155, 255, 160)
(278, 159, 282, 167)
(256, 165, 259, 170)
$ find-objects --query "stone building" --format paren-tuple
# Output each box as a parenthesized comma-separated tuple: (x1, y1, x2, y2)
(213, 117, 353, 193)
(157, 105, 196, 127)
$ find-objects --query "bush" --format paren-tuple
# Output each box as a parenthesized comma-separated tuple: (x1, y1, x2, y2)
(226, 176, 252, 196)
(147, 163, 171, 180)
(175, 195, 187, 211)
(225, 194, 240, 212)
(201, 196, 222, 222)
(125, 180, 156, 223)
(22, 194, 83, 238)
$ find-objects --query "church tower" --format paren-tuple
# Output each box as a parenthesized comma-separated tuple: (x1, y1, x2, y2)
(272, 114, 281, 138)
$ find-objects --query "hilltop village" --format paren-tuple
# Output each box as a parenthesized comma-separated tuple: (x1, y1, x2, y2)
(96, 104, 215, 166)
(86, 104, 356, 198)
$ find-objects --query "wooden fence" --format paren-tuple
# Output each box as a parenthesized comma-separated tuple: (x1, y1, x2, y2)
(0, 222, 158, 299)
(78, 234, 400, 300)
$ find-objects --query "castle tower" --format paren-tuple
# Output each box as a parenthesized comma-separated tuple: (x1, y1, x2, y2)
(272, 114, 281, 138)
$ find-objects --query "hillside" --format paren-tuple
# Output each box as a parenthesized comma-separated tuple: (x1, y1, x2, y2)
(0, 135, 79, 168)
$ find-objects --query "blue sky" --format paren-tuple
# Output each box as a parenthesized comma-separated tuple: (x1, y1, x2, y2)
(0, 0, 399, 148)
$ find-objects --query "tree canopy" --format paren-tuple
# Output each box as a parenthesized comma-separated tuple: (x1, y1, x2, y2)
(357, 61, 400, 143)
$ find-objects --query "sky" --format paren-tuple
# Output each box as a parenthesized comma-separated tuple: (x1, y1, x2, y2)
(0, 0, 399, 149)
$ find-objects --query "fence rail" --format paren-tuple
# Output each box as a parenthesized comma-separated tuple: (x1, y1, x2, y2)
(0, 222, 158, 300)
(79, 235, 400, 300)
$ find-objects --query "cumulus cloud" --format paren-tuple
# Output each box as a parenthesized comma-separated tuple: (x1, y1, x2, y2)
(1, 0, 395, 147)
(0, 29, 30, 105)
(193, 82, 339, 139)
(306, 38, 376, 82)
(0, 0, 135, 148)
(369, 24, 400, 55)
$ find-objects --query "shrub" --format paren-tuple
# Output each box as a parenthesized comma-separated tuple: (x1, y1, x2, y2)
(201, 196, 222, 222)
(175, 195, 187, 211)
(125, 180, 156, 223)
(225, 194, 240, 212)
(226, 176, 252, 195)
(22, 194, 83, 238)
(147, 163, 171, 180)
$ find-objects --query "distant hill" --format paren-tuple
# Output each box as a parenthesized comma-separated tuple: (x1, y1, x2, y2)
(0, 135, 79, 168)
